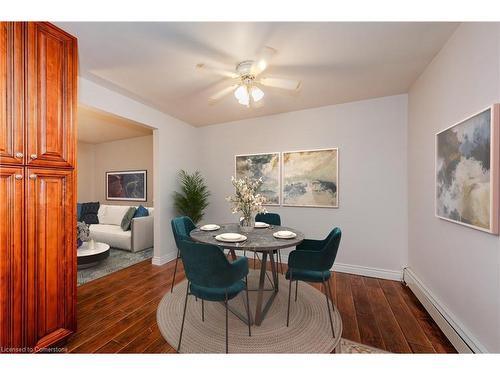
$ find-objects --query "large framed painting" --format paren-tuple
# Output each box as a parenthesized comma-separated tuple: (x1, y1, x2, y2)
(436, 105, 499, 234)
(106, 170, 147, 202)
(282, 148, 338, 208)
(235, 152, 280, 205)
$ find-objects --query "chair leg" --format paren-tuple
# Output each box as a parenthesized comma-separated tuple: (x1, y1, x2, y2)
(278, 250, 283, 275)
(286, 270, 293, 327)
(225, 290, 229, 353)
(178, 281, 190, 352)
(322, 278, 335, 338)
(201, 299, 205, 322)
(245, 277, 251, 337)
(171, 249, 180, 293)
(295, 280, 298, 302)
(325, 275, 335, 313)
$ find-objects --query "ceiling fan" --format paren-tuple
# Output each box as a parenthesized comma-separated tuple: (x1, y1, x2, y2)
(196, 46, 301, 107)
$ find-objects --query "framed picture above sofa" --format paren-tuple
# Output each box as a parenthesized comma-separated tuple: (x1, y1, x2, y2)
(106, 170, 147, 202)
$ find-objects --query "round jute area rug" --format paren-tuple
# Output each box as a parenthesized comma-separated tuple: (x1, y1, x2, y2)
(157, 269, 343, 353)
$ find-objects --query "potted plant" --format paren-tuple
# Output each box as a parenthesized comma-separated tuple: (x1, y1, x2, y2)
(226, 176, 267, 232)
(173, 170, 210, 224)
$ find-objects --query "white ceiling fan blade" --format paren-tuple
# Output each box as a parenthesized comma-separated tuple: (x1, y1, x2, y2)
(208, 84, 238, 104)
(251, 46, 276, 76)
(196, 63, 239, 79)
(259, 77, 301, 91)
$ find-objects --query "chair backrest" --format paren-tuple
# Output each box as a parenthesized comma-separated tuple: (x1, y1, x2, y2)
(171, 216, 196, 248)
(321, 227, 342, 270)
(255, 212, 281, 226)
(178, 240, 234, 288)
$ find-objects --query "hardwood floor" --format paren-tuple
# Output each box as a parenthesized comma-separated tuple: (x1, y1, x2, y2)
(65, 257, 456, 353)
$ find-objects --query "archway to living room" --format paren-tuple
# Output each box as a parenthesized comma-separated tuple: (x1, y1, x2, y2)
(76, 105, 156, 286)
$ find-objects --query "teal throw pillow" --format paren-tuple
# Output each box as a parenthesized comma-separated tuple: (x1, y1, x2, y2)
(134, 205, 149, 218)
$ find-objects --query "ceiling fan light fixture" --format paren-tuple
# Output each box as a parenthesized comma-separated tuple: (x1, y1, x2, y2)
(234, 85, 250, 106)
(250, 86, 264, 102)
(202, 46, 297, 107)
(238, 97, 250, 106)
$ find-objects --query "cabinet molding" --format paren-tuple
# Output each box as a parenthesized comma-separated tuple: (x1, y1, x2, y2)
(0, 166, 25, 350)
(0, 22, 24, 165)
(26, 22, 77, 169)
(26, 168, 76, 348)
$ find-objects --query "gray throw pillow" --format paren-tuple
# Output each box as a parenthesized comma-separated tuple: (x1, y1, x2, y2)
(121, 207, 137, 231)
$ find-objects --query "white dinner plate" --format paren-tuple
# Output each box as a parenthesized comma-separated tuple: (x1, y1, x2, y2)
(215, 233, 247, 243)
(273, 230, 297, 239)
(200, 224, 220, 231)
(254, 221, 270, 228)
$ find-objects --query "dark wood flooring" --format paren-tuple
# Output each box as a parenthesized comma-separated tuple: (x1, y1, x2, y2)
(65, 257, 456, 353)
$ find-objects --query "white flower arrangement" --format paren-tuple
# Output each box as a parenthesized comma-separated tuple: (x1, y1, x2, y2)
(77, 221, 90, 243)
(226, 176, 267, 224)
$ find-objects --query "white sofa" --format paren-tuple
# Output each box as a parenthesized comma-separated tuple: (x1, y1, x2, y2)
(88, 204, 154, 252)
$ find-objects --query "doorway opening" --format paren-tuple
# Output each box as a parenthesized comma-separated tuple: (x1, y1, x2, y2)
(76, 105, 155, 285)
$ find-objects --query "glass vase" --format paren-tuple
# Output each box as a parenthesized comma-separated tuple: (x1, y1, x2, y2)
(240, 214, 255, 233)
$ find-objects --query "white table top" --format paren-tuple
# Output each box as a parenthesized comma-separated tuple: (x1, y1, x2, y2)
(77, 241, 110, 256)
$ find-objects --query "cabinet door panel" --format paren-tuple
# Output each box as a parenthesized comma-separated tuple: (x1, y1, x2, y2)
(0, 167, 24, 351)
(26, 168, 76, 349)
(26, 23, 77, 168)
(0, 22, 24, 165)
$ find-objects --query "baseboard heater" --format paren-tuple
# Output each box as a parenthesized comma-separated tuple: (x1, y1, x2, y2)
(402, 267, 481, 353)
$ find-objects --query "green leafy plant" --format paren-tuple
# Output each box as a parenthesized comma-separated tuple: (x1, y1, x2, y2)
(173, 170, 210, 224)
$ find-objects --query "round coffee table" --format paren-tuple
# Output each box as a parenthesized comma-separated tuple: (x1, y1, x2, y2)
(77, 241, 110, 269)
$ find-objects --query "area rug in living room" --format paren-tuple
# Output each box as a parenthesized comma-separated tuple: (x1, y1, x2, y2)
(157, 269, 376, 353)
(77, 247, 153, 286)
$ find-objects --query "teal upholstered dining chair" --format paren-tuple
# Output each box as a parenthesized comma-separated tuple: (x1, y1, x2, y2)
(176, 239, 251, 353)
(254, 212, 284, 274)
(286, 227, 342, 337)
(170, 216, 196, 292)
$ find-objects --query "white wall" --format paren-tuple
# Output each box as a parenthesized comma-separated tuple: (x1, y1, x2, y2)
(79, 78, 199, 265)
(77, 136, 154, 207)
(198, 95, 408, 278)
(408, 23, 500, 352)
(77, 141, 96, 202)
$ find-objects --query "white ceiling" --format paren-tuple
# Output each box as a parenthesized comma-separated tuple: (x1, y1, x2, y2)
(78, 105, 153, 144)
(58, 22, 458, 127)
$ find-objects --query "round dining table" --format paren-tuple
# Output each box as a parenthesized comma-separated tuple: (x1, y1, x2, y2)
(190, 223, 304, 326)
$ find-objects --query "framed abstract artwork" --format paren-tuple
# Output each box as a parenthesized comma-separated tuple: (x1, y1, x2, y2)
(436, 105, 499, 234)
(282, 148, 338, 208)
(106, 170, 147, 202)
(235, 152, 281, 205)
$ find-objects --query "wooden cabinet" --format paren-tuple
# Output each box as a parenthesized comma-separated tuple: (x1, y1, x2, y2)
(26, 169, 76, 348)
(26, 23, 77, 169)
(0, 22, 77, 352)
(0, 167, 24, 350)
(0, 23, 24, 165)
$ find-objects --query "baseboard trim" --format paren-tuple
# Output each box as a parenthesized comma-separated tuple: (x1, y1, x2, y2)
(232, 249, 401, 281)
(332, 263, 402, 281)
(151, 251, 176, 266)
(403, 267, 485, 353)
